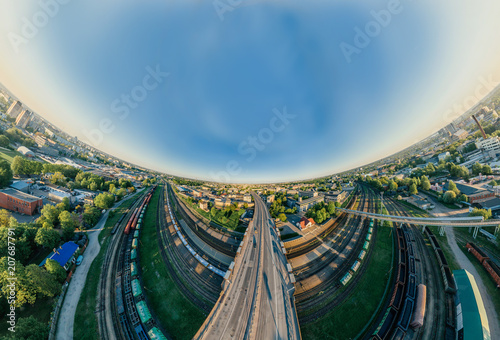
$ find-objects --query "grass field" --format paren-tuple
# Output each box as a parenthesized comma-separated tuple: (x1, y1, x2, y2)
(0, 148, 21, 164)
(140, 185, 207, 340)
(73, 194, 138, 340)
(300, 217, 394, 339)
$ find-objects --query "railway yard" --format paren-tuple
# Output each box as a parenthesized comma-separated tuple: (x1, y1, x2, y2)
(72, 181, 499, 340)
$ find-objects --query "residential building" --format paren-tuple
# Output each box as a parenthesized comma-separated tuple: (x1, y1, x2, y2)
(40, 241, 79, 270)
(199, 200, 209, 211)
(243, 194, 252, 202)
(325, 190, 347, 204)
(296, 195, 324, 212)
(266, 194, 275, 204)
(15, 109, 31, 129)
(6, 100, 23, 119)
(297, 217, 315, 230)
(0, 188, 43, 215)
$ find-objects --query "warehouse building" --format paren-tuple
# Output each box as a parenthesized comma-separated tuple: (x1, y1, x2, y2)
(0, 188, 43, 215)
(453, 269, 490, 340)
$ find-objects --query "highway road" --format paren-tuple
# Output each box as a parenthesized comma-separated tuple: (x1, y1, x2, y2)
(194, 192, 301, 340)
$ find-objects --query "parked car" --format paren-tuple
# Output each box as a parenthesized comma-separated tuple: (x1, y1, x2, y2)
(76, 255, 84, 265)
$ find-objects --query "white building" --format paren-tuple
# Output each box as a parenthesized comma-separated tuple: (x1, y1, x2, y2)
(438, 151, 450, 161)
(476, 137, 500, 155)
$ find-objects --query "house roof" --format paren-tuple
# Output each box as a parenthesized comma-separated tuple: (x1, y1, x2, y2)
(477, 197, 500, 210)
(0, 188, 42, 203)
(299, 217, 315, 229)
(445, 182, 486, 196)
(40, 241, 79, 268)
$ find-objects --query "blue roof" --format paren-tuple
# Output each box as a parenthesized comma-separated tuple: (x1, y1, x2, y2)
(39, 241, 79, 268)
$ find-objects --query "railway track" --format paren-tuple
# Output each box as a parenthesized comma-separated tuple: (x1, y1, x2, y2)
(168, 185, 239, 257)
(285, 189, 360, 258)
(295, 187, 376, 318)
(384, 198, 447, 340)
(156, 186, 220, 312)
(97, 194, 145, 340)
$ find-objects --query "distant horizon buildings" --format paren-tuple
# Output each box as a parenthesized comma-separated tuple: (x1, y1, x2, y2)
(15, 109, 32, 129)
(6, 100, 23, 119)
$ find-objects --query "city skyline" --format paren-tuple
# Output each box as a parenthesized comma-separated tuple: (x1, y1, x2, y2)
(2, 1, 500, 183)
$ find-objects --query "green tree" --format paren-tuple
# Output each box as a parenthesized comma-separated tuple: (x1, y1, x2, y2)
(420, 175, 431, 191)
(6, 315, 49, 340)
(94, 192, 115, 209)
(448, 180, 460, 196)
(50, 172, 66, 185)
(469, 208, 492, 220)
(443, 190, 456, 204)
(40, 205, 60, 225)
(82, 204, 101, 228)
(278, 213, 287, 222)
(210, 207, 217, 218)
(409, 183, 418, 195)
(0, 135, 9, 148)
(0, 159, 13, 188)
(35, 227, 60, 249)
(389, 180, 398, 192)
(489, 180, 498, 187)
(327, 201, 336, 215)
(0, 209, 11, 227)
(45, 259, 67, 283)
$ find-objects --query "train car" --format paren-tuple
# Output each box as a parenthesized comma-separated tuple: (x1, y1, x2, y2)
(351, 260, 361, 273)
(406, 274, 416, 300)
(363, 241, 370, 251)
(408, 256, 416, 275)
(136, 301, 152, 324)
(116, 277, 125, 315)
(482, 260, 500, 288)
(397, 297, 414, 331)
(407, 243, 414, 257)
(132, 279, 142, 298)
(134, 324, 148, 340)
(410, 284, 426, 329)
(340, 272, 353, 286)
(372, 307, 398, 340)
(466, 242, 490, 264)
(359, 250, 367, 261)
(436, 248, 447, 268)
(366, 234, 372, 242)
(131, 262, 138, 277)
(398, 249, 407, 265)
(396, 263, 407, 285)
(134, 230, 139, 238)
(368, 227, 374, 234)
(148, 327, 168, 340)
(124, 208, 138, 235)
(389, 282, 405, 311)
(389, 327, 406, 340)
(131, 249, 137, 261)
(441, 265, 457, 293)
(132, 238, 138, 249)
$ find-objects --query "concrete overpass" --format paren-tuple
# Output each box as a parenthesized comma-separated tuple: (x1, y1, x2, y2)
(337, 208, 500, 238)
(194, 193, 301, 340)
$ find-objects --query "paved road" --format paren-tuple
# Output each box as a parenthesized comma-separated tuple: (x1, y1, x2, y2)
(195, 193, 301, 340)
(55, 192, 142, 340)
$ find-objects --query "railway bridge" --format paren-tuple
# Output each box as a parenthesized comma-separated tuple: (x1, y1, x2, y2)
(336, 207, 500, 238)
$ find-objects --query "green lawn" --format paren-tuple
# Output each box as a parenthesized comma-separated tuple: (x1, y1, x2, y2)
(0, 148, 21, 164)
(300, 220, 394, 339)
(140, 185, 207, 340)
(73, 195, 138, 340)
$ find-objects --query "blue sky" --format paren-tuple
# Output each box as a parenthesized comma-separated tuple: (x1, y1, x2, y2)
(1, 0, 500, 183)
